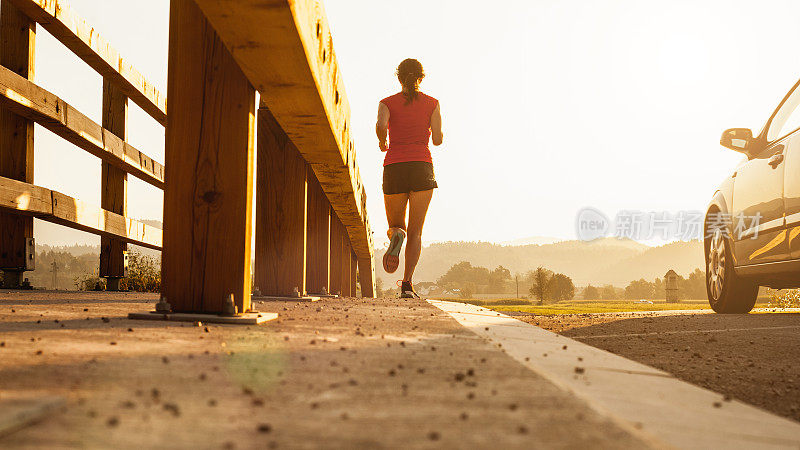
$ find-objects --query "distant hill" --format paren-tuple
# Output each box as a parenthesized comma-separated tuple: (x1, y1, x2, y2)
(499, 236, 563, 246)
(37, 243, 100, 256)
(374, 238, 703, 287)
(36, 243, 160, 261)
(35, 218, 162, 262)
(592, 240, 704, 286)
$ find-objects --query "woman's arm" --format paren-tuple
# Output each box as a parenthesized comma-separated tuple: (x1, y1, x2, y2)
(431, 103, 443, 146)
(376, 102, 390, 152)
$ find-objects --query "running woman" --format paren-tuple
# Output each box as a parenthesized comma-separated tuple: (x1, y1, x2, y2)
(376, 58, 443, 298)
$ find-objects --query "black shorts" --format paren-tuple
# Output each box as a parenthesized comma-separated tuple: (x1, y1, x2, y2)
(382, 161, 438, 195)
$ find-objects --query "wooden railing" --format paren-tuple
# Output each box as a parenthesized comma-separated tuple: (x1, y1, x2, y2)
(0, 0, 375, 306)
(0, 0, 165, 290)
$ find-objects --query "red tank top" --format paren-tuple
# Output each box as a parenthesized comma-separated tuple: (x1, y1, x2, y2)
(380, 92, 438, 166)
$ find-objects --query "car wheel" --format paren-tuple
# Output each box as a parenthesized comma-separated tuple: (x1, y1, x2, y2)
(706, 228, 758, 313)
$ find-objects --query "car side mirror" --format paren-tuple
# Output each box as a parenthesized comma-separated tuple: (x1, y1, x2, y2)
(720, 128, 753, 154)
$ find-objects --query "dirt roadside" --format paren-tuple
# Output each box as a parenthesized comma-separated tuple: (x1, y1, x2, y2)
(516, 311, 800, 423)
(0, 292, 651, 449)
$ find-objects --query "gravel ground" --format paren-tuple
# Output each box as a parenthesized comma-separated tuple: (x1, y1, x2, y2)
(0, 291, 651, 449)
(516, 311, 800, 422)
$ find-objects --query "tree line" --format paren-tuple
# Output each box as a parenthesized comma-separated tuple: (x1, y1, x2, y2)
(0, 248, 161, 292)
(436, 261, 574, 303)
(583, 268, 705, 300)
(433, 261, 705, 303)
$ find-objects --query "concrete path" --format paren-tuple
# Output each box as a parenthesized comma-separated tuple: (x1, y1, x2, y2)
(0, 292, 649, 449)
(430, 300, 800, 449)
(531, 309, 800, 424)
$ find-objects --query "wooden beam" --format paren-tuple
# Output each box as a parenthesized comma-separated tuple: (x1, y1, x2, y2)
(162, 0, 255, 314)
(5, 0, 167, 125)
(328, 208, 343, 296)
(0, 1, 35, 284)
(0, 175, 161, 249)
(192, 0, 373, 263)
(0, 64, 165, 188)
(254, 106, 307, 297)
(50, 191, 161, 249)
(305, 167, 329, 295)
(0, 176, 51, 216)
(99, 78, 127, 285)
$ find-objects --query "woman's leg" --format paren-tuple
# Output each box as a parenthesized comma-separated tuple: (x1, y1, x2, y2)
(383, 193, 409, 273)
(383, 193, 409, 231)
(403, 189, 434, 282)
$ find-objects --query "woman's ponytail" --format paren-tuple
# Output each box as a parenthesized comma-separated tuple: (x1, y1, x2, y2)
(397, 59, 424, 105)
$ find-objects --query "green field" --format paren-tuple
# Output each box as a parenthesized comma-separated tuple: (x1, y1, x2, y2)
(430, 298, 775, 315)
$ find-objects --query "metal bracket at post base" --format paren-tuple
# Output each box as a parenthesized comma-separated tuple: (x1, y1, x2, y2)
(105, 277, 124, 292)
(155, 297, 172, 313)
(0, 272, 33, 290)
(128, 296, 278, 325)
(251, 286, 321, 302)
(2, 238, 35, 289)
(221, 293, 238, 316)
(313, 286, 338, 298)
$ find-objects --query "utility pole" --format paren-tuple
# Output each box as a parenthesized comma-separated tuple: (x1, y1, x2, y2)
(515, 275, 519, 299)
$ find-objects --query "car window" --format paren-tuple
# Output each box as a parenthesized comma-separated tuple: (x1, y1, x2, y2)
(767, 85, 800, 141)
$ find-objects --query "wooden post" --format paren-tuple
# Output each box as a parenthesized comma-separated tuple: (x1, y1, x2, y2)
(329, 210, 344, 296)
(350, 250, 357, 297)
(162, 0, 255, 313)
(99, 78, 127, 291)
(305, 168, 329, 295)
(358, 257, 376, 298)
(253, 105, 307, 297)
(0, 2, 35, 288)
(342, 235, 352, 297)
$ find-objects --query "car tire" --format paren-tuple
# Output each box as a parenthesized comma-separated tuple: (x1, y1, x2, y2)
(706, 228, 758, 313)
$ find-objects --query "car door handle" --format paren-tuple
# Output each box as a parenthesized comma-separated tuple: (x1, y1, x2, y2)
(769, 153, 785, 168)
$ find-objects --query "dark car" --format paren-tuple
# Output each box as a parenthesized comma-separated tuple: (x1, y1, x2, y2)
(706, 78, 800, 313)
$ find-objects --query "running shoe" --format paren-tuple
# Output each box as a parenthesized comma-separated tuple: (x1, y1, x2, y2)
(382, 228, 406, 273)
(400, 280, 420, 299)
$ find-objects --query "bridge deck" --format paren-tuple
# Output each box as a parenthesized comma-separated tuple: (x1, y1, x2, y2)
(0, 292, 646, 448)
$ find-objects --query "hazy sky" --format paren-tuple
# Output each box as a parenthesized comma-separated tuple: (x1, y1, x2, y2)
(29, 0, 800, 246)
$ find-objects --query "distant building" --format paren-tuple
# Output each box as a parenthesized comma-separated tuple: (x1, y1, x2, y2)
(664, 270, 679, 302)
